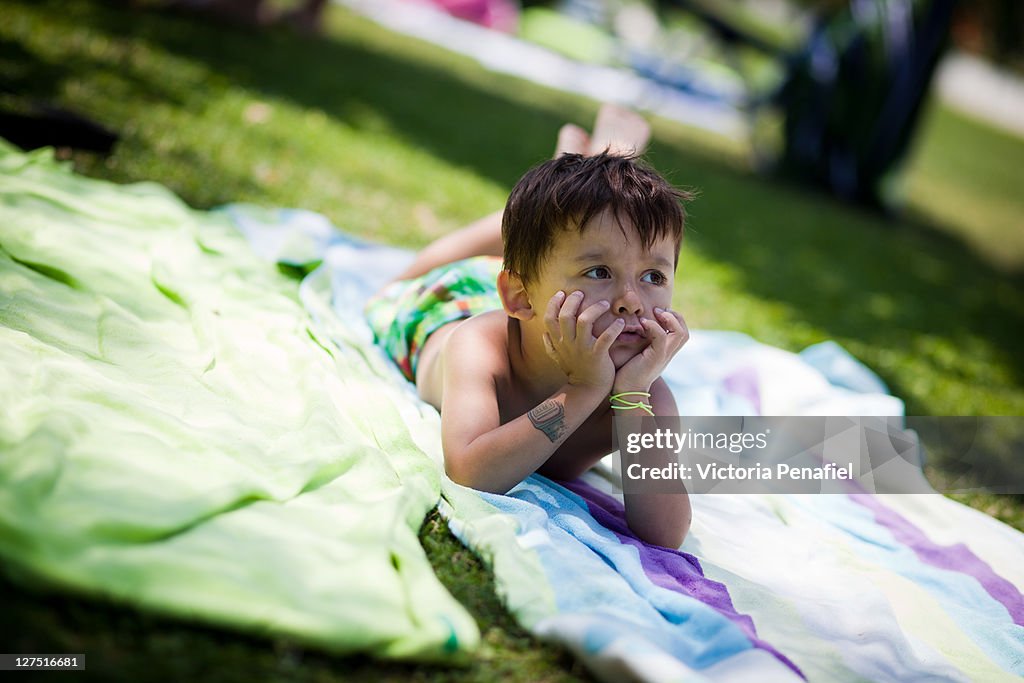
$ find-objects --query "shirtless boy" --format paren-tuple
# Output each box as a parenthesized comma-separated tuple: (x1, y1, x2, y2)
(366, 106, 693, 547)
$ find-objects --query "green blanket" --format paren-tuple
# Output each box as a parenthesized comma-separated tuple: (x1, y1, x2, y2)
(0, 141, 478, 660)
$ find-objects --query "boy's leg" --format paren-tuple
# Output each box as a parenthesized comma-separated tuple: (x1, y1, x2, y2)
(589, 104, 651, 157)
(382, 105, 649, 286)
(384, 209, 504, 285)
(383, 121, 595, 285)
(555, 122, 591, 158)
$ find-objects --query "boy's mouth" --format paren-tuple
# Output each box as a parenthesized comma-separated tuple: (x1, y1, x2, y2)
(615, 325, 646, 344)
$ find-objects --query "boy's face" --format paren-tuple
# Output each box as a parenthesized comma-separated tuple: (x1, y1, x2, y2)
(527, 209, 677, 369)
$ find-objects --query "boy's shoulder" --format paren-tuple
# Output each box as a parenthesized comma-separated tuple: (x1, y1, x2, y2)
(417, 310, 510, 409)
(444, 309, 511, 368)
(428, 310, 515, 410)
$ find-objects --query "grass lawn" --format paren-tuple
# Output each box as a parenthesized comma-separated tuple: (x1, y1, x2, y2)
(1, 0, 1023, 680)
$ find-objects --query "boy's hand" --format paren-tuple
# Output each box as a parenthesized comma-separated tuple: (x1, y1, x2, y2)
(543, 290, 623, 392)
(613, 308, 689, 394)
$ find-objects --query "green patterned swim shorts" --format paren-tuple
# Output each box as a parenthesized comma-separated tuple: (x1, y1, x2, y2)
(364, 255, 504, 382)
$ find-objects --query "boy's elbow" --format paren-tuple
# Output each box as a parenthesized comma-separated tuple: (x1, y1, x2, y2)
(632, 512, 691, 549)
(443, 456, 510, 495)
(637, 521, 690, 549)
(444, 457, 470, 487)
(660, 520, 691, 549)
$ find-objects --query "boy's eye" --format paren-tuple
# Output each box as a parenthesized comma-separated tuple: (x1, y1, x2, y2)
(583, 266, 611, 279)
(642, 270, 668, 286)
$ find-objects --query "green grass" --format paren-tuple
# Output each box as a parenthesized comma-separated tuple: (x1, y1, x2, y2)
(1, 0, 1023, 679)
(903, 104, 1024, 271)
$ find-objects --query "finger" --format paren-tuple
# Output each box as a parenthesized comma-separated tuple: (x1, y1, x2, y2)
(594, 317, 625, 354)
(674, 310, 691, 344)
(652, 307, 671, 332)
(640, 317, 668, 353)
(542, 332, 559, 362)
(544, 290, 566, 338)
(657, 308, 690, 347)
(558, 290, 584, 342)
(654, 308, 680, 336)
(577, 300, 610, 342)
(642, 316, 667, 339)
(651, 312, 687, 364)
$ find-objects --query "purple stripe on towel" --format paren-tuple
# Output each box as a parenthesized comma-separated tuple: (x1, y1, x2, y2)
(849, 493, 1024, 627)
(563, 479, 805, 679)
(722, 365, 762, 415)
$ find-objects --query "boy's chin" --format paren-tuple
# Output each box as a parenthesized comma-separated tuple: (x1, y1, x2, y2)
(610, 345, 644, 370)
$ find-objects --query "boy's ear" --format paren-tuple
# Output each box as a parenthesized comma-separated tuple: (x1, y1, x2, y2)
(497, 270, 535, 321)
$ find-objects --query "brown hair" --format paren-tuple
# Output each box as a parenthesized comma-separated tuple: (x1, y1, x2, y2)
(501, 152, 693, 285)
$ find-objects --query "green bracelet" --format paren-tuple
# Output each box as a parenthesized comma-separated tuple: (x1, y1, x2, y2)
(609, 391, 655, 416)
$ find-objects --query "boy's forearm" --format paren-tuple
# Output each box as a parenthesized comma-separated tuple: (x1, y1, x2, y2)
(444, 383, 607, 494)
(618, 380, 691, 548)
(618, 413, 691, 547)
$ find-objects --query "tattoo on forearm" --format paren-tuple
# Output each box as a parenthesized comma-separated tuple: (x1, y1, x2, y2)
(528, 399, 567, 443)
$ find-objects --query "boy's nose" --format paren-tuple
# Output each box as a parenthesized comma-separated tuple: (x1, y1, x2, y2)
(613, 289, 643, 316)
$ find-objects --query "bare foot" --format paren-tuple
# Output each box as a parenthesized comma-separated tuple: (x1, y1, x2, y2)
(588, 104, 650, 157)
(554, 123, 591, 158)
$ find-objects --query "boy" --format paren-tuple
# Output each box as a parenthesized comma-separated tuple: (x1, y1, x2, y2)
(366, 106, 693, 547)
